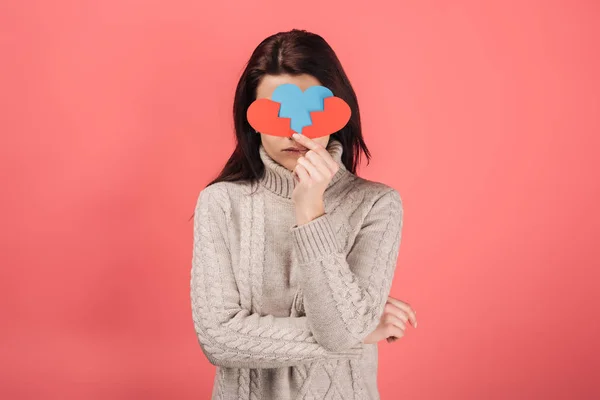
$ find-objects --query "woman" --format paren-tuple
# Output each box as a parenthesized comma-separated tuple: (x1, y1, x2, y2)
(191, 29, 417, 400)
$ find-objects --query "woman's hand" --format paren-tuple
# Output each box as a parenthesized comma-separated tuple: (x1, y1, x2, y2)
(290, 133, 339, 225)
(363, 296, 417, 344)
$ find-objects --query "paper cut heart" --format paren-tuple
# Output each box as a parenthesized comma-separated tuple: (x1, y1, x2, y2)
(273, 84, 334, 133)
(247, 83, 351, 139)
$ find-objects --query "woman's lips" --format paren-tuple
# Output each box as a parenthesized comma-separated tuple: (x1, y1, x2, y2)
(283, 149, 308, 154)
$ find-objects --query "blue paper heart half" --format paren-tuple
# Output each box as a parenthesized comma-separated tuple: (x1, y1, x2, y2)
(271, 83, 334, 134)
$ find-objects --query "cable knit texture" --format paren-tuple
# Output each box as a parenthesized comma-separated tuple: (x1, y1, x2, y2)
(190, 138, 404, 400)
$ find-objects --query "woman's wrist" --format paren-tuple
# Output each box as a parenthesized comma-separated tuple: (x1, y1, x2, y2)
(294, 201, 325, 225)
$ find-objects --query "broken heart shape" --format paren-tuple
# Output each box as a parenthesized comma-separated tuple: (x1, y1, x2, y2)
(246, 83, 351, 139)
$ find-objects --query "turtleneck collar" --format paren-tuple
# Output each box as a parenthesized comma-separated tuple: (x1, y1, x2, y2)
(258, 138, 348, 199)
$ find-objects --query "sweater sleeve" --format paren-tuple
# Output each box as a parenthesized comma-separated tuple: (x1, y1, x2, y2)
(190, 187, 363, 369)
(289, 188, 404, 353)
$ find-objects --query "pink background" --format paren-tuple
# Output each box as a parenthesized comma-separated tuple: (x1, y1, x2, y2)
(1, 0, 599, 399)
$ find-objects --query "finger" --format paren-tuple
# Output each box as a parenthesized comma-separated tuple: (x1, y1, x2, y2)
(383, 301, 409, 324)
(387, 296, 417, 324)
(384, 322, 406, 340)
(384, 314, 407, 344)
(294, 163, 310, 183)
(383, 313, 407, 331)
(292, 133, 337, 171)
(297, 156, 325, 182)
(386, 297, 417, 328)
(304, 149, 336, 178)
(291, 132, 319, 149)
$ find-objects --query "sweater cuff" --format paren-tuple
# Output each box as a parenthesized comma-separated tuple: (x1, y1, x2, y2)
(290, 213, 341, 264)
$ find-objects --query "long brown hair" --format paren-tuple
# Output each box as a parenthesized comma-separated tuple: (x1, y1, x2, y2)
(189, 29, 371, 221)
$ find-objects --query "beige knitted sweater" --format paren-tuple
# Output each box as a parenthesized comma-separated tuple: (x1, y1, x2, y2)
(190, 138, 404, 399)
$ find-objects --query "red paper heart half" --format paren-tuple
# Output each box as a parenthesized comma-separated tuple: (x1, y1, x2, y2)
(247, 96, 351, 139)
